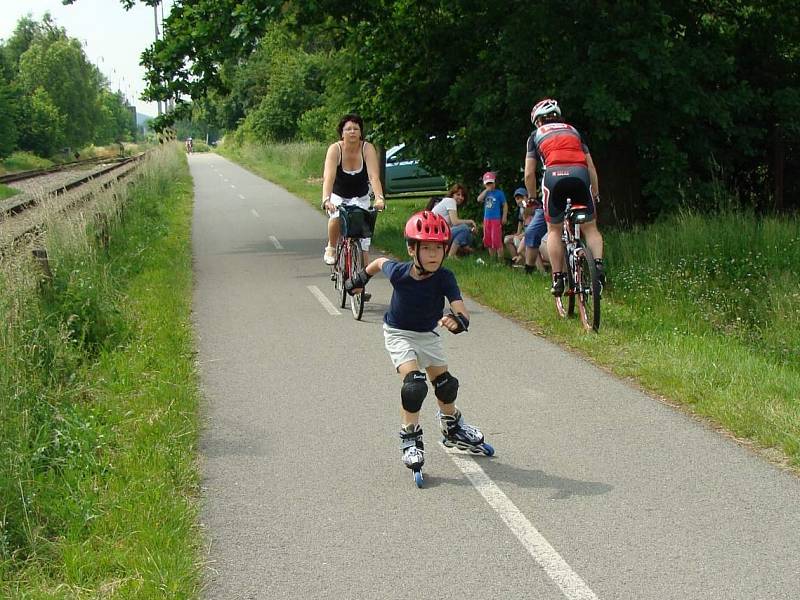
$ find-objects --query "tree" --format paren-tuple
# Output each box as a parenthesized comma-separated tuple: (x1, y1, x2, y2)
(0, 79, 19, 158)
(17, 36, 99, 149)
(101, 0, 800, 215)
(17, 87, 66, 156)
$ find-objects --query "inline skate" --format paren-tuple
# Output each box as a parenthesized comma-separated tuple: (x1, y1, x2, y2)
(438, 409, 494, 456)
(400, 423, 425, 487)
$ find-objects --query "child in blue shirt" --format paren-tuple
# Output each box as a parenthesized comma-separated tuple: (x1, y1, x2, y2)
(345, 210, 494, 486)
(476, 171, 508, 262)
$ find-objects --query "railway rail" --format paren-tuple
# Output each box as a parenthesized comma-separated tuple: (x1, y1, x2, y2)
(0, 155, 116, 185)
(0, 153, 146, 257)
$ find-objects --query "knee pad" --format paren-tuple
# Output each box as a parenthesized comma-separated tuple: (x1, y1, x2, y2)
(432, 371, 459, 404)
(401, 371, 428, 413)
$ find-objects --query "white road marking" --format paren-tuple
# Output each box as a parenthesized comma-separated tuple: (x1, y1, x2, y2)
(446, 451, 599, 600)
(230, 184, 236, 189)
(307, 286, 340, 315)
(239, 194, 246, 200)
(251, 209, 260, 218)
(269, 236, 283, 250)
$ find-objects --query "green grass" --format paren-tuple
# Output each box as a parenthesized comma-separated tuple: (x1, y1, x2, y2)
(218, 140, 800, 471)
(0, 144, 202, 597)
(0, 152, 52, 176)
(0, 184, 19, 201)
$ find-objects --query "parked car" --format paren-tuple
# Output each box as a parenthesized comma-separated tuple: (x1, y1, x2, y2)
(384, 144, 447, 194)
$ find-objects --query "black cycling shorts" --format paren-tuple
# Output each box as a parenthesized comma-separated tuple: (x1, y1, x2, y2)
(542, 165, 595, 224)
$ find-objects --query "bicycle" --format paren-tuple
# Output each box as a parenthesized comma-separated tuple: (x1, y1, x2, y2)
(330, 205, 378, 320)
(554, 198, 601, 332)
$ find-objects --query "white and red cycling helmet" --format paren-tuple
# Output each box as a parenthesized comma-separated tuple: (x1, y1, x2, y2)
(531, 98, 561, 124)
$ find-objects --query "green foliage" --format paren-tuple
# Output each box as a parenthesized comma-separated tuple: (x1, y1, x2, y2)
(2, 15, 138, 157)
(0, 151, 52, 174)
(0, 184, 19, 201)
(143, 0, 798, 218)
(93, 89, 136, 145)
(0, 80, 18, 158)
(18, 36, 99, 149)
(16, 87, 66, 156)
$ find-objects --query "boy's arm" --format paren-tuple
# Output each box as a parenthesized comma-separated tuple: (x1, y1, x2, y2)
(346, 257, 388, 294)
(501, 201, 508, 224)
(365, 257, 388, 276)
(476, 189, 487, 203)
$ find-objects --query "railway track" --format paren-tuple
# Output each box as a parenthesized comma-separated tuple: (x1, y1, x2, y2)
(0, 156, 115, 185)
(0, 153, 146, 257)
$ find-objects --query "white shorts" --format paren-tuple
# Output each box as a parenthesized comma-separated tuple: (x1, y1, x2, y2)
(328, 193, 371, 251)
(383, 324, 447, 370)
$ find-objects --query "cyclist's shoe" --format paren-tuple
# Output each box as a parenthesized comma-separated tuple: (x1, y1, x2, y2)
(550, 272, 566, 296)
(400, 423, 424, 470)
(323, 245, 336, 265)
(594, 259, 605, 297)
(363, 292, 372, 302)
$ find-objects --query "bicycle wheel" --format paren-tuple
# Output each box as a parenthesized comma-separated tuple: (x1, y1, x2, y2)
(554, 250, 576, 318)
(575, 243, 601, 332)
(336, 241, 347, 308)
(349, 239, 365, 320)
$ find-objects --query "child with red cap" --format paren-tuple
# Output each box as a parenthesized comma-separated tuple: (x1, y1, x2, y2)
(476, 171, 508, 262)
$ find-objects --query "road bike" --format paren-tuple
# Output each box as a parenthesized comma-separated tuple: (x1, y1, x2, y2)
(554, 198, 601, 332)
(331, 205, 378, 320)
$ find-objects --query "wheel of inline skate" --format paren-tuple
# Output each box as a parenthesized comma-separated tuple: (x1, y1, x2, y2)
(481, 443, 495, 457)
(413, 470, 424, 488)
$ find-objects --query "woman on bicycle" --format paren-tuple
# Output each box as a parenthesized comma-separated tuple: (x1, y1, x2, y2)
(321, 114, 386, 268)
(525, 98, 604, 295)
(345, 211, 492, 485)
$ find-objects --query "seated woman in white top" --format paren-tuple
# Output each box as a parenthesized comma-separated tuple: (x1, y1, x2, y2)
(427, 183, 477, 257)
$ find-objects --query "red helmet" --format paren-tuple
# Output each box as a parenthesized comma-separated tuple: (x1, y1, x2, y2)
(404, 210, 451, 244)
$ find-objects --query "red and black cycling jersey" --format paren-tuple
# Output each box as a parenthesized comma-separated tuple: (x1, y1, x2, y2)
(526, 122, 590, 168)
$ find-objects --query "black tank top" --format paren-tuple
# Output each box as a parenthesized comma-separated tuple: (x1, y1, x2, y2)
(332, 142, 369, 198)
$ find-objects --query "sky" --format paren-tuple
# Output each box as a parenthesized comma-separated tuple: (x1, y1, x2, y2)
(2, 0, 175, 118)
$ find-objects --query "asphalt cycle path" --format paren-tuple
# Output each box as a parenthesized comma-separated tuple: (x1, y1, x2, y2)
(190, 153, 800, 600)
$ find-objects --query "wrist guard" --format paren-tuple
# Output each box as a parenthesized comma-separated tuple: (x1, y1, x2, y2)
(449, 311, 469, 334)
(345, 268, 372, 295)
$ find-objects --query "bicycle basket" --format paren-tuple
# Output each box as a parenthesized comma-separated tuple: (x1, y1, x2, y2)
(340, 206, 377, 239)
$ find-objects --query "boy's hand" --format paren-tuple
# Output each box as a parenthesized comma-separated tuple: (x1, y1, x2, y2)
(345, 268, 372, 295)
(439, 311, 469, 334)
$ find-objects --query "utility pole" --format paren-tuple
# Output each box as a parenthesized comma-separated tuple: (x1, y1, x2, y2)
(153, 3, 162, 116)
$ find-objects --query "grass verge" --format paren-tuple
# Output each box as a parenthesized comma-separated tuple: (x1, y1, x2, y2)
(0, 184, 19, 201)
(217, 140, 800, 471)
(0, 144, 202, 596)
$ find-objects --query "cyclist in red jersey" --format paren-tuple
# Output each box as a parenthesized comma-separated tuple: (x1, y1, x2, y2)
(524, 99, 604, 295)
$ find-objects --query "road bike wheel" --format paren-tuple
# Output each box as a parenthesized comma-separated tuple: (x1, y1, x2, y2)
(336, 242, 347, 308)
(349, 239, 365, 320)
(576, 243, 601, 332)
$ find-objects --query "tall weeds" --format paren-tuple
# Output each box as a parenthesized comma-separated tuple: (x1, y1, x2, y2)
(0, 144, 201, 595)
